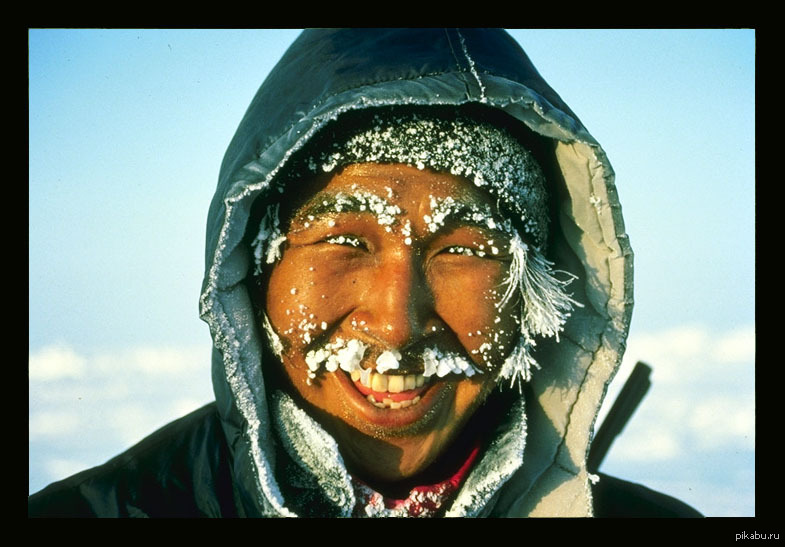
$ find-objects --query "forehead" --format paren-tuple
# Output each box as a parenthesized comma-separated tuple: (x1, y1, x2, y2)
(292, 163, 498, 225)
(325, 162, 478, 196)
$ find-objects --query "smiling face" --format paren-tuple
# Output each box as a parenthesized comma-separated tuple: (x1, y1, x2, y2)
(259, 162, 521, 484)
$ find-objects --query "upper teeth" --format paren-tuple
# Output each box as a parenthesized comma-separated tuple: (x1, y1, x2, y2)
(350, 369, 426, 392)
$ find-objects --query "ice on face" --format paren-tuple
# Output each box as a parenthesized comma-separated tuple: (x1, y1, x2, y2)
(305, 348, 330, 371)
(304, 338, 368, 377)
(289, 113, 552, 251)
(252, 203, 287, 273)
(436, 357, 453, 378)
(337, 339, 367, 372)
(420, 347, 481, 378)
(422, 348, 439, 377)
(375, 350, 402, 374)
(424, 196, 515, 240)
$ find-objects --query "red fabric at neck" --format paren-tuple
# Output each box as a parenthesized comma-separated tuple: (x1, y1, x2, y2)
(352, 442, 481, 517)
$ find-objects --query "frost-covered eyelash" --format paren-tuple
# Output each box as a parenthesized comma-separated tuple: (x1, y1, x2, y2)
(446, 245, 486, 257)
(445, 242, 505, 258)
(325, 235, 365, 248)
(447, 246, 476, 256)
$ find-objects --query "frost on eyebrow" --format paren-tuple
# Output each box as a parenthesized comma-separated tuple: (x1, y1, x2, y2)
(294, 190, 402, 231)
(251, 189, 404, 273)
(295, 113, 551, 249)
(424, 195, 514, 238)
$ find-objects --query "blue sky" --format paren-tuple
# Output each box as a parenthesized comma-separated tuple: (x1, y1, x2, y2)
(29, 29, 755, 516)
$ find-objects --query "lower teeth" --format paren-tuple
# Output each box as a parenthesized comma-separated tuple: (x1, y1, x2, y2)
(367, 394, 421, 409)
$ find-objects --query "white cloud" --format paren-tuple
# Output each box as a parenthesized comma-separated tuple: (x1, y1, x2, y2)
(610, 427, 682, 462)
(29, 411, 81, 438)
(29, 344, 86, 381)
(170, 397, 209, 419)
(92, 345, 210, 376)
(618, 324, 754, 387)
(108, 403, 179, 446)
(28, 343, 211, 381)
(598, 323, 755, 466)
(29, 341, 215, 476)
(712, 325, 755, 364)
(688, 396, 755, 450)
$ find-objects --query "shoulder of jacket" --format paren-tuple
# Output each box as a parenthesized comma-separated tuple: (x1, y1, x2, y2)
(28, 402, 236, 518)
(591, 472, 703, 518)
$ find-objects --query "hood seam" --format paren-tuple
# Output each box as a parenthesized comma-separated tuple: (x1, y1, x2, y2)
(516, 331, 602, 514)
(557, 330, 603, 468)
(442, 28, 475, 98)
(455, 29, 487, 102)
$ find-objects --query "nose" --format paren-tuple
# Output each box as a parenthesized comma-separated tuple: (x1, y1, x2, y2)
(355, 250, 438, 350)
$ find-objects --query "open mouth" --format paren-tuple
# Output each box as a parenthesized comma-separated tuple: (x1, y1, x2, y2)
(350, 369, 430, 409)
(305, 338, 482, 412)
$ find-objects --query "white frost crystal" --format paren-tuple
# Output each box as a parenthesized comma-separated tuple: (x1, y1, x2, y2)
(421, 347, 479, 378)
(290, 112, 551, 249)
(301, 339, 482, 381)
(425, 195, 514, 237)
(375, 350, 402, 373)
(252, 203, 287, 274)
(497, 232, 582, 388)
(305, 338, 368, 376)
(262, 312, 284, 357)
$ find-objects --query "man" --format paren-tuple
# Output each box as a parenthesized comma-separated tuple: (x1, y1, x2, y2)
(29, 28, 700, 517)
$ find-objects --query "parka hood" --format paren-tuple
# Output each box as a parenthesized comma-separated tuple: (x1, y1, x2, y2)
(199, 28, 633, 517)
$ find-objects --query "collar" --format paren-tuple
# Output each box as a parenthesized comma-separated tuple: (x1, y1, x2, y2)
(351, 443, 481, 517)
(271, 390, 527, 517)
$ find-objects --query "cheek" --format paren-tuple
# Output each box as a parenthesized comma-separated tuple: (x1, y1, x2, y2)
(265, 248, 364, 350)
(429, 261, 519, 366)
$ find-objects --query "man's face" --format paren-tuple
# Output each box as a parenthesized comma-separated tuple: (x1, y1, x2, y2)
(262, 163, 520, 483)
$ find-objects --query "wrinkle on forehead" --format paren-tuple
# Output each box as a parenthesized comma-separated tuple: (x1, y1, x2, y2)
(291, 186, 515, 245)
(291, 164, 471, 224)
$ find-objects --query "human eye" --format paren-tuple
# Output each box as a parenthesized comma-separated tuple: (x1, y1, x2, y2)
(442, 245, 483, 257)
(324, 234, 368, 251)
(438, 241, 506, 259)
